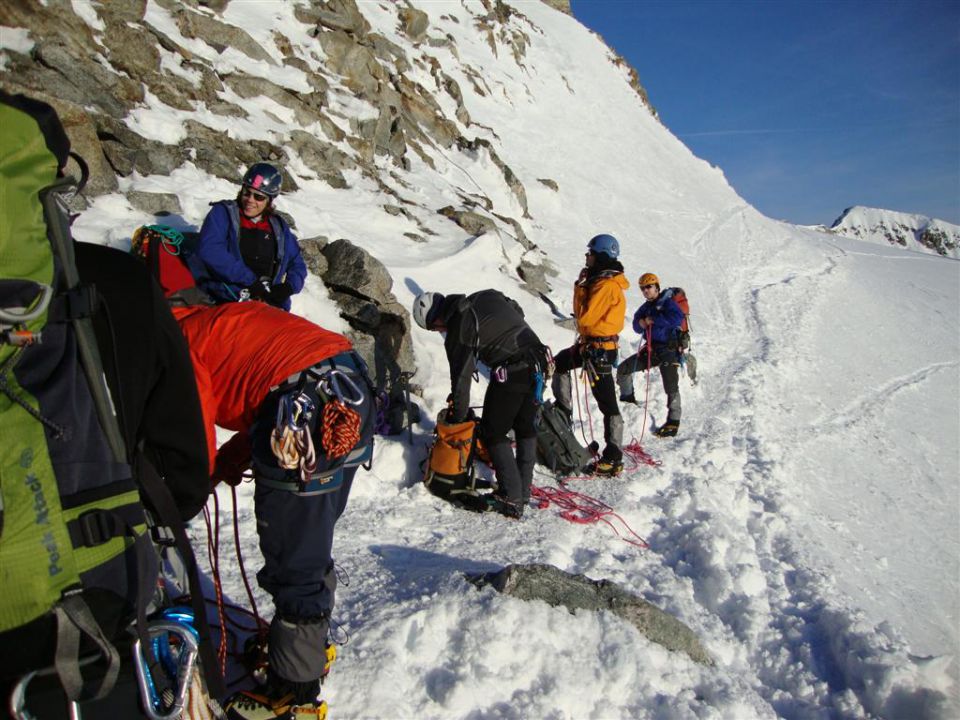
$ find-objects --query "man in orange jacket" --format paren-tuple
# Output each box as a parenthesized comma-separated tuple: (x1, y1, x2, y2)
(551, 234, 629, 476)
(173, 301, 375, 720)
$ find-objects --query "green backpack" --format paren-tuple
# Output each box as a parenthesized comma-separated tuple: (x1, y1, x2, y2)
(0, 92, 222, 714)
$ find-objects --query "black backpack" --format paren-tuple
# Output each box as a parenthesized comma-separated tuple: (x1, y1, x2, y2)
(535, 401, 593, 476)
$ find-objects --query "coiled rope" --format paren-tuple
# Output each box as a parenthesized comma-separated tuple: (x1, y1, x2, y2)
(319, 400, 361, 458)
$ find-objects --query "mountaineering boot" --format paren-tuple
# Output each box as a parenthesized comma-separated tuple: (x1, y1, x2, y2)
(488, 494, 523, 519)
(320, 642, 336, 682)
(619, 393, 637, 405)
(515, 436, 538, 504)
(589, 459, 624, 477)
(225, 667, 328, 720)
(223, 691, 327, 719)
(655, 421, 679, 438)
(488, 440, 523, 512)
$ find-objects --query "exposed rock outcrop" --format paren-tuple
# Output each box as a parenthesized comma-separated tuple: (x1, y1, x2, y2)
(469, 563, 713, 665)
(0, 0, 653, 379)
(320, 239, 415, 390)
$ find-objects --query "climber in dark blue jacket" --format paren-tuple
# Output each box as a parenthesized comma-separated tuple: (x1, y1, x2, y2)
(194, 163, 307, 311)
(616, 272, 685, 437)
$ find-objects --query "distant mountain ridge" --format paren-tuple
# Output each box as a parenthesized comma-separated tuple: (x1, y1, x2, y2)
(826, 205, 959, 258)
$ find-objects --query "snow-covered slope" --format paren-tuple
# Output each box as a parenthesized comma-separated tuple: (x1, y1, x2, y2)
(3, 1, 958, 717)
(828, 205, 960, 258)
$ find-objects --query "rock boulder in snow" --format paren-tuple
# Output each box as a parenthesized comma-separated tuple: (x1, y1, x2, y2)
(321, 239, 416, 388)
(469, 563, 713, 666)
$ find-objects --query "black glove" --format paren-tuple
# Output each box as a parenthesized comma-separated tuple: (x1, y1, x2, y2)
(247, 278, 271, 301)
(267, 281, 294, 307)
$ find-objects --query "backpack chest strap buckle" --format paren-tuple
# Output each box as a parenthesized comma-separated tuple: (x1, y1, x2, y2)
(69, 503, 145, 547)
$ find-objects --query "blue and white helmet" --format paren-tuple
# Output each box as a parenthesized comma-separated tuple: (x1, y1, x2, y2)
(587, 233, 620, 259)
(242, 162, 283, 197)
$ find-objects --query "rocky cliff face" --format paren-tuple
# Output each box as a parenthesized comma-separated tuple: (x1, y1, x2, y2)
(1, 0, 651, 386)
(827, 206, 960, 259)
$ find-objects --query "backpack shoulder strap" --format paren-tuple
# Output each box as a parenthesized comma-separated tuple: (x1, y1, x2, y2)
(268, 213, 287, 237)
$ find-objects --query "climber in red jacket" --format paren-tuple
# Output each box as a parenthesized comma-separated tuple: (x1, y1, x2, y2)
(173, 301, 374, 720)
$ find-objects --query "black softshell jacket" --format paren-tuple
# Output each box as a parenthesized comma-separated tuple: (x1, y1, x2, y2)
(436, 290, 543, 423)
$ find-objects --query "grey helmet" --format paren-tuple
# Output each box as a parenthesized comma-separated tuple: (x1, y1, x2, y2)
(412, 291, 443, 330)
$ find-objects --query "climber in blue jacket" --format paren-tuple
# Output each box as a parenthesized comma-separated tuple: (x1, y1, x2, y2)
(617, 272, 686, 437)
(194, 162, 307, 311)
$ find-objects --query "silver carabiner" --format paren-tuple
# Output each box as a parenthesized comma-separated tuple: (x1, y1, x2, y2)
(0, 284, 54, 325)
(132, 620, 200, 720)
(9, 659, 92, 720)
(320, 369, 364, 406)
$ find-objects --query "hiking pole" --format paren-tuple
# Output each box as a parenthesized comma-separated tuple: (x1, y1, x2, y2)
(639, 326, 653, 441)
(401, 371, 414, 445)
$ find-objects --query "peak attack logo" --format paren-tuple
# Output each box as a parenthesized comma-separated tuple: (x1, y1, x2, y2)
(20, 448, 63, 577)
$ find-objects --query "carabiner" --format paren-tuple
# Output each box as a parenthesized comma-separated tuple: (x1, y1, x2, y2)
(320, 369, 364, 406)
(133, 616, 200, 720)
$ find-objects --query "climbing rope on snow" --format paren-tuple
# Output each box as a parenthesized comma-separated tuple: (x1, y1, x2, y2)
(531, 480, 648, 549)
(622, 438, 661, 468)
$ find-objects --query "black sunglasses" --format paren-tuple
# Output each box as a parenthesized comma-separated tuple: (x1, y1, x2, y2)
(242, 188, 268, 202)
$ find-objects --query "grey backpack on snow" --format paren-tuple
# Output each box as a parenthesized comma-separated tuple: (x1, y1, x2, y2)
(535, 400, 593, 476)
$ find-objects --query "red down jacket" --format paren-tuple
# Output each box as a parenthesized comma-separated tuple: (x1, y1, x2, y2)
(172, 302, 352, 470)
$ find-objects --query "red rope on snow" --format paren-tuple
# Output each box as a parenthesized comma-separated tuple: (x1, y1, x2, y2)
(574, 361, 597, 452)
(531, 481, 648, 548)
(230, 484, 266, 638)
(203, 494, 229, 678)
(639, 325, 653, 441)
(622, 438, 661, 468)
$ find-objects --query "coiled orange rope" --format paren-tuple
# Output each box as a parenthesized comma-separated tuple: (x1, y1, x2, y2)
(320, 399, 361, 458)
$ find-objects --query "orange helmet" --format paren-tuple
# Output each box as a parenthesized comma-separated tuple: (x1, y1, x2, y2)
(639, 272, 660, 287)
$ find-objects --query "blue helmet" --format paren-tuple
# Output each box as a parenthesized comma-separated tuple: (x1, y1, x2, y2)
(588, 233, 620, 259)
(242, 162, 283, 197)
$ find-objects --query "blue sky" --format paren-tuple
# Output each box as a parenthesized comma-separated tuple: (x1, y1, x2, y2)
(572, 0, 960, 226)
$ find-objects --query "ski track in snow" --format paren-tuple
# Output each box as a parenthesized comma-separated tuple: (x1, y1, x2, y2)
(804, 361, 959, 435)
(633, 215, 925, 716)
